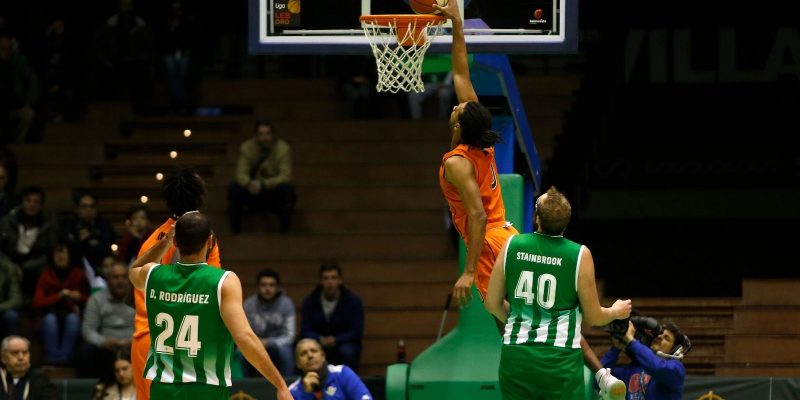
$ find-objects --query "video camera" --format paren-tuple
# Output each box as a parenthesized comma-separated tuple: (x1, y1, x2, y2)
(605, 314, 692, 360)
(606, 315, 662, 347)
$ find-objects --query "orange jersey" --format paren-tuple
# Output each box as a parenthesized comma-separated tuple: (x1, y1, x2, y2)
(439, 144, 508, 242)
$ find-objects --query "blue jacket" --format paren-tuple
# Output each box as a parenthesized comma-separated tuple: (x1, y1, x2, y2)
(600, 340, 685, 400)
(300, 286, 363, 347)
(289, 364, 372, 400)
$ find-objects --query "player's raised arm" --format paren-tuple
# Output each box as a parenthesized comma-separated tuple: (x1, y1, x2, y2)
(129, 225, 174, 290)
(220, 271, 292, 400)
(433, 0, 478, 104)
(576, 246, 632, 326)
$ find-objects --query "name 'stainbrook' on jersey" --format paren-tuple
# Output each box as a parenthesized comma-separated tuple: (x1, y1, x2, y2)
(514, 252, 563, 266)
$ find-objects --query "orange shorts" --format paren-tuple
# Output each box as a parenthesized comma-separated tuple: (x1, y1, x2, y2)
(131, 334, 152, 400)
(475, 225, 518, 300)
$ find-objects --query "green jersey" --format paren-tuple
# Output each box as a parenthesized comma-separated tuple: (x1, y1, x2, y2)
(144, 262, 234, 387)
(502, 232, 583, 349)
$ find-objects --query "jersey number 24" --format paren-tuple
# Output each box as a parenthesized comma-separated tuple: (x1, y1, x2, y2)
(154, 313, 202, 357)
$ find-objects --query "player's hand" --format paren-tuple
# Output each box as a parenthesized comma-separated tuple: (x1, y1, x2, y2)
(163, 224, 176, 242)
(611, 299, 632, 319)
(302, 371, 320, 393)
(276, 388, 293, 400)
(624, 320, 636, 343)
(433, 0, 461, 21)
(453, 272, 474, 307)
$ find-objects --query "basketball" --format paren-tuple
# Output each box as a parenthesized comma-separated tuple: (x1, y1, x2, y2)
(288, 0, 300, 14)
(410, 0, 448, 15)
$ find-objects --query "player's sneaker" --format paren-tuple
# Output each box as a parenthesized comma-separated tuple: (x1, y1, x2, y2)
(597, 368, 626, 400)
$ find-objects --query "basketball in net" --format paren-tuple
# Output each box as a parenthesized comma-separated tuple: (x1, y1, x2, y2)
(360, 15, 446, 93)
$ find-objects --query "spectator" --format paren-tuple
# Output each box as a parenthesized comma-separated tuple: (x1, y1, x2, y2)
(0, 165, 14, 219)
(0, 253, 22, 339)
(300, 263, 363, 372)
(407, 55, 454, 120)
(92, 0, 155, 113)
(159, 0, 200, 111)
(78, 261, 134, 379)
(289, 338, 372, 400)
(0, 145, 17, 191)
(60, 190, 115, 270)
(243, 269, 295, 377)
(0, 33, 39, 143)
(228, 121, 296, 233)
(0, 186, 58, 299)
(0, 335, 59, 400)
(90, 349, 135, 400)
(116, 205, 151, 265)
(32, 244, 90, 365)
(35, 18, 83, 123)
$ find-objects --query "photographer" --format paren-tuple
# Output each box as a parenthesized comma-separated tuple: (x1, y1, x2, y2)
(600, 319, 689, 400)
(289, 339, 372, 400)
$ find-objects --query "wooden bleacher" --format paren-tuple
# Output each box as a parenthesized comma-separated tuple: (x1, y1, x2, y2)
(26, 76, 800, 380)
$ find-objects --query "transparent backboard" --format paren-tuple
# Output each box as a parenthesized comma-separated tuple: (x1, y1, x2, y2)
(248, 0, 577, 54)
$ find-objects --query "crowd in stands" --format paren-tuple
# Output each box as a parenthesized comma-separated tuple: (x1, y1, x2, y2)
(0, 145, 366, 384)
(0, 0, 215, 144)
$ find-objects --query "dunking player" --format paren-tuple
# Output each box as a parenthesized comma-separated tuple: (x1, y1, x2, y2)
(130, 168, 221, 400)
(433, 2, 628, 399)
(433, 0, 518, 308)
(129, 212, 291, 400)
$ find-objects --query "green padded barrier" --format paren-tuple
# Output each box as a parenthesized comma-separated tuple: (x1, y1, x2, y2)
(401, 175, 523, 400)
(386, 363, 409, 400)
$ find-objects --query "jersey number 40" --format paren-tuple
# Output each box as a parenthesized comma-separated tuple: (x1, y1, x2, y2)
(514, 271, 557, 309)
(154, 313, 202, 357)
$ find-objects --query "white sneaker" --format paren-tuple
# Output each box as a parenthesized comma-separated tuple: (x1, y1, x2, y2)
(597, 368, 626, 400)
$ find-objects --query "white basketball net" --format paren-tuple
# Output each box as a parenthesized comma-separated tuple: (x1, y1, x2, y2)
(361, 16, 445, 93)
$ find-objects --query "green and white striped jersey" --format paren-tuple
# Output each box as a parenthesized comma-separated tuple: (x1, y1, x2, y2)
(502, 232, 583, 349)
(144, 262, 234, 386)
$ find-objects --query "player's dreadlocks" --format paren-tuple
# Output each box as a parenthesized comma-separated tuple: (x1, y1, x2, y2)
(162, 167, 207, 218)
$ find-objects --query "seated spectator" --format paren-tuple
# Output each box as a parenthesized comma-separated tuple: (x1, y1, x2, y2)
(243, 269, 295, 377)
(90, 349, 135, 400)
(228, 121, 296, 234)
(78, 260, 134, 379)
(0, 185, 58, 299)
(116, 205, 151, 265)
(0, 164, 15, 219)
(289, 338, 372, 400)
(0, 33, 39, 143)
(36, 18, 83, 123)
(0, 253, 22, 338)
(300, 263, 363, 372)
(32, 244, 90, 365)
(407, 54, 454, 120)
(0, 335, 59, 400)
(60, 190, 115, 270)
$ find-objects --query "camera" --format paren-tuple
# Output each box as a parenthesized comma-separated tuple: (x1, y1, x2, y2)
(606, 315, 662, 347)
(605, 314, 692, 360)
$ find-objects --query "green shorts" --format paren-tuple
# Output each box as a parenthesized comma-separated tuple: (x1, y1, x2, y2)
(499, 344, 584, 400)
(150, 381, 229, 400)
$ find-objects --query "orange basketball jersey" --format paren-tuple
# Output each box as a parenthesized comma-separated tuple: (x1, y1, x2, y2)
(131, 218, 221, 400)
(439, 144, 508, 242)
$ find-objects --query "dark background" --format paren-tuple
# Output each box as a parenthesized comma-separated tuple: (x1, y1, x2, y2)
(2, 0, 797, 297)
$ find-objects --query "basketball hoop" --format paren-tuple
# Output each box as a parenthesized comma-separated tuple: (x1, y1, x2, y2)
(360, 14, 446, 93)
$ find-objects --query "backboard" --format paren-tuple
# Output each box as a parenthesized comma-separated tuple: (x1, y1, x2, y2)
(248, 0, 577, 54)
